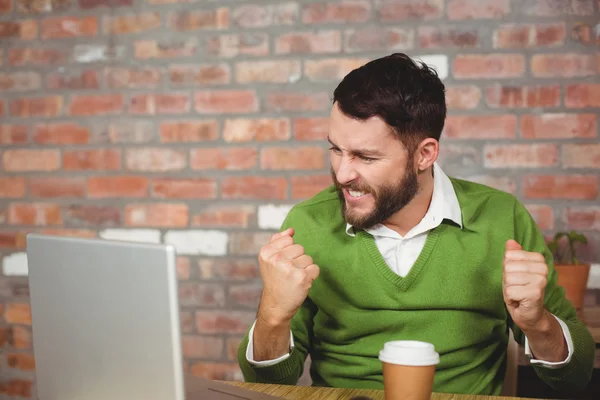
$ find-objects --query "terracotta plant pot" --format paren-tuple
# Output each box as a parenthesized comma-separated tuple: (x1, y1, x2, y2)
(555, 264, 590, 310)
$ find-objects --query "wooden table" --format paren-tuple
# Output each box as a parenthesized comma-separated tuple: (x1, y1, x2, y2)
(578, 306, 600, 345)
(227, 382, 546, 400)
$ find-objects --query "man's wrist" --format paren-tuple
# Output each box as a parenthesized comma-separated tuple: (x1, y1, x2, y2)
(522, 310, 554, 338)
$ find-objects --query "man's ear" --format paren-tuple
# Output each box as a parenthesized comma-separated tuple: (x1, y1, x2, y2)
(415, 138, 439, 172)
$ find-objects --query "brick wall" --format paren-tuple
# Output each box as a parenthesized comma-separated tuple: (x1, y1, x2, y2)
(0, 0, 599, 397)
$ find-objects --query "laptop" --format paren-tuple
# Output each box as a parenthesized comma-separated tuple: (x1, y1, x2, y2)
(26, 233, 281, 400)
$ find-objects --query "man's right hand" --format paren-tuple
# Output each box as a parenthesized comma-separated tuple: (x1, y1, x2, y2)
(257, 228, 320, 326)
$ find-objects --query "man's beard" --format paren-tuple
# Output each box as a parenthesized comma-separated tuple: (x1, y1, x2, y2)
(332, 160, 419, 231)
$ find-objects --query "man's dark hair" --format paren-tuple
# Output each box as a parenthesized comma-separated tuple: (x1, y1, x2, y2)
(332, 53, 447, 154)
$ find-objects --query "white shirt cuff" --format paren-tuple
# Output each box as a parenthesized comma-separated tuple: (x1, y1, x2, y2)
(524, 314, 574, 369)
(246, 319, 295, 366)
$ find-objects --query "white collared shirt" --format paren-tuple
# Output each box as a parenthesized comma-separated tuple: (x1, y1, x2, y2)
(247, 162, 573, 368)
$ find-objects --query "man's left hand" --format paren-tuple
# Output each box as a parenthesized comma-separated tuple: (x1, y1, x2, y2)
(503, 239, 568, 362)
(503, 239, 548, 331)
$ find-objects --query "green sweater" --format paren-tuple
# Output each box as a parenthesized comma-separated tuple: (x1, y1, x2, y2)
(238, 179, 594, 395)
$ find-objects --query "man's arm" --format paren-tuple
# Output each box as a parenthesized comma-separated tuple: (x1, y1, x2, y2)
(507, 200, 594, 393)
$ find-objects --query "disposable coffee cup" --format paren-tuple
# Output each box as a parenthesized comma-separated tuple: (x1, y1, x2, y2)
(378, 341, 440, 400)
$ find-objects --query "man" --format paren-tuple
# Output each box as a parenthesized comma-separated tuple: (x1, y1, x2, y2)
(237, 53, 594, 395)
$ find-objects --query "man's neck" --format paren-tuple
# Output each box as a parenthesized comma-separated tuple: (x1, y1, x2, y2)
(382, 170, 435, 237)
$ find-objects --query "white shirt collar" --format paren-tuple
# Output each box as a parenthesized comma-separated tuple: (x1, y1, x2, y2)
(345, 162, 462, 238)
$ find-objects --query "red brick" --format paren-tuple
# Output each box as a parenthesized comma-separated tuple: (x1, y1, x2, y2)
(0, 125, 28, 145)
(229, 283, 262, 309)
(42, 16, 97, 39)
(494, 23, 566, 48)
(169, 8, 229, 31)
(63, 149, 121, 171)
(181, 336, 223, 359)
(306, 58, 369, 82)
(261, 147, 325, 170)
(445, 85, 481, 110)
(525, 205, 554, 231)
(6, 353, 35, 371)
(566, 84, 600, 108)
(3, 150, 60, 172)
(486, 85, 560, 108)
(103, 12, 160, 35)
(39, 228, 96, 239)
(566, 207, 600, 231)
(233, 3, 298, 27)
(0, 72, 41, 92)
(236, 60, 301, 84)
(107, 120, 155, 144)
(521, 114, 596, 139)
(9, 47, 68, 66)
(79, 0, 133, 9)
(190, 148, 258, 170)
(454, 54, 525, 79)
(222, 177, 287, 200)
(169, 64, 230, 86)
(266, 92, 331, 112)
(9, 326, 32, 349)
(152, 178, 217, 199)
(418, 26, 478, 49)
(571, 22, 600, 46)
(484, 144, 558, 168)
(448, 0, 510, 20)
(195, 311, 255, 334)
(130, 93, 190, 115)
(180, 311, 194, 333)
(276, 30, 341, 54)
(126, 148, 187, 172)
(192, 206, 254, 228)
(47, 70, 100, 90)
(190, 363, 241, 381)
(223, 118, 290, 142)
(8, 203, 61, 225)
(18, 0, 70, 12)
(532, 54, 597, 78)
(1, 379, 33, 397)
(345, 27, 413, 52)
(438, 144, 479, 169)
(198, 259, 260, 280)
(0, 100, 3, 116)
(65, 205, 121, 226)
(229, 232, 272, 255)
(160, 120, 219, 143)
(0, 20, 38, 40)
(443, 115, 517, 139)
(0, 0, 11, 12)
(70, 94, 124, 116)
(376, 0, 443, 21)
(0, 178, 26, 198)
(523, 175, 598, 200)
(291, 175, 332, 199)
(105, 67, 162, 89)
(179, 283, 225, 307)
(195, 90, 258, 114)
(125, 203, 189, 228)
(303, 0, 370, 24)
(177, 257, 190, 280)
(33, 123, 90, 144)
(134, 38, 199, 59)
(29, 177, 86, 198)
(10, 96, 62, 117)
(563, 144, 600, 168)
(462, 176, 517, 194)
(88, 176, 149, 198)
(206, 33, 269, 58)
(522, 0, 594, 16)
(227, 337, 243, 361)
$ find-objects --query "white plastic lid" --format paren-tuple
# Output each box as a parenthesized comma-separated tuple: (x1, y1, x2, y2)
(378, 340, 440, 366)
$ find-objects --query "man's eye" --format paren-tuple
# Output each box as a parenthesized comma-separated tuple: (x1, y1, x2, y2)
(329, 147, 342, 153)
(360, 155, 376, 162)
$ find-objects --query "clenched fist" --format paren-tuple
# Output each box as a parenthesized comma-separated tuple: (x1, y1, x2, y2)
(257, 228, 320, 326)
(502, 239, 548, 332)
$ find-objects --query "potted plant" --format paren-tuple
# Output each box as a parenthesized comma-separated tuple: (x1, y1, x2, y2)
(547, 230, 590, 310)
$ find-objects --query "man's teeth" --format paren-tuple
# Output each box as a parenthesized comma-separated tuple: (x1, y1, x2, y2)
(348, 189, 365, 197)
